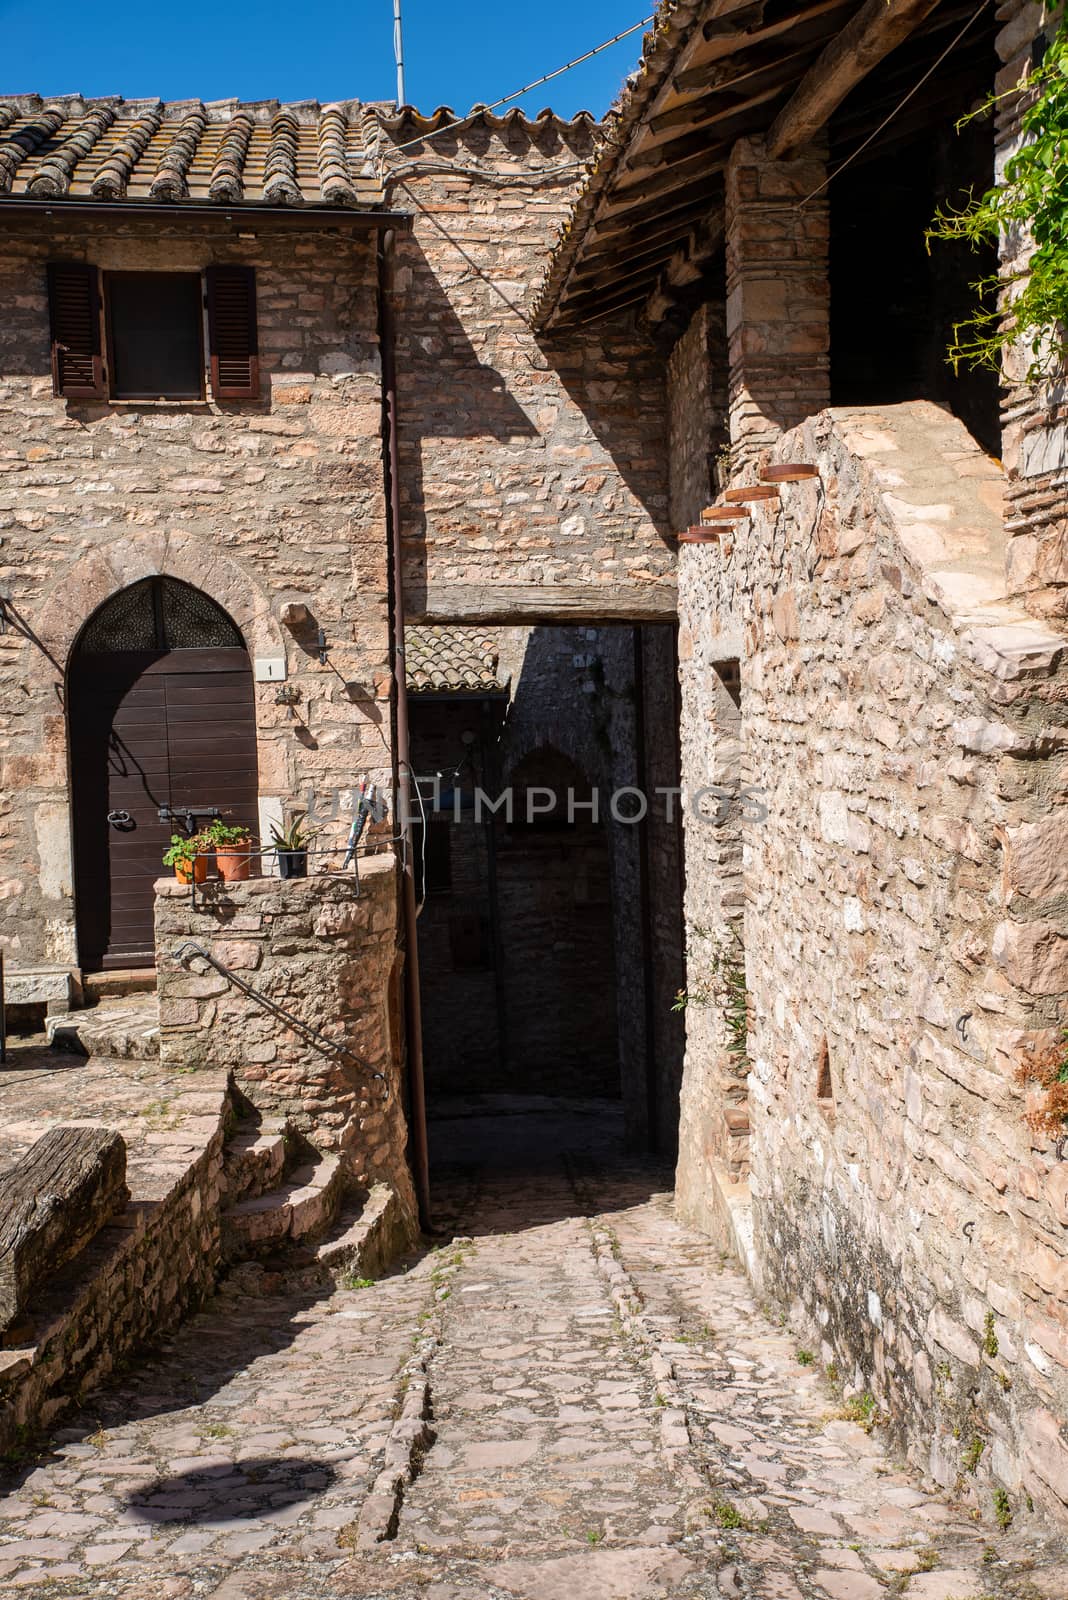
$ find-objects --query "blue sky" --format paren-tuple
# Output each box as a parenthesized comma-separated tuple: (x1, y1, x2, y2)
(0, 1, 652, 117)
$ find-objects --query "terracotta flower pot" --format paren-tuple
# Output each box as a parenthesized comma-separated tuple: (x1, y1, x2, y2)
(215, 842, 251, 883)
(174, 853, 208, 885)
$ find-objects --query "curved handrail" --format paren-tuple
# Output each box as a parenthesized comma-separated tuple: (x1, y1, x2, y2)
(169, 939, 385, 1086)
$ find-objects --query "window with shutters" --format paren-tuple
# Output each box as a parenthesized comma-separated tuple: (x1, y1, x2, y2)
(47, 262, 259, 403)
(106, 272, 204, 400)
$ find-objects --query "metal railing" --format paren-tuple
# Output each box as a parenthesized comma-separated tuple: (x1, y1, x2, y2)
(169, 940, 386, 1090)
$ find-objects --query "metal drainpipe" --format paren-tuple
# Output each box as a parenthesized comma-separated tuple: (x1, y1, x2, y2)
(379, 227, 432, 1230)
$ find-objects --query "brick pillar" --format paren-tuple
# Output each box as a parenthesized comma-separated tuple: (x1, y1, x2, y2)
(725, 135, 830, 472)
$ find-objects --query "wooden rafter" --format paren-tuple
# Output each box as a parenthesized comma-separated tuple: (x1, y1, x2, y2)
(767, 0, 944, 157)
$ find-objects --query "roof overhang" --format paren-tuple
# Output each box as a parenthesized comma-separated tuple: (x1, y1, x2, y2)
(533, 0, 994, 338)
(0, 197, 411, 230)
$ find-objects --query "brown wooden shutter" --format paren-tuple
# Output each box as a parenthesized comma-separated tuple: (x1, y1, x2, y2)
(47, 263, 105, 399)
(206, 265, 259, 400)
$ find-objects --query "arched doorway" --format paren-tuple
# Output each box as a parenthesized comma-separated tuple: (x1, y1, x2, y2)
(68, 577, 259, 971)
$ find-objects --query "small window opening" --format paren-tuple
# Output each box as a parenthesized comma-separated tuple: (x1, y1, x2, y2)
(816, 1036, 836, 1123)
(107, 272, 204, 400)
(714, 657, 741, 709)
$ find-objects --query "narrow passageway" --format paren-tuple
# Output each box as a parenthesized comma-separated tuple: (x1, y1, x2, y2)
(0, 1106, 1064, 1599)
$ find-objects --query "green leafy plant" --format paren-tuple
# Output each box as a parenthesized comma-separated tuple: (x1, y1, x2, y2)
(796, 1349, 815, 1366)
(162, 831, 209, 870)
(674, 924, 749, 1067)
(840, 1391, 881, 1432)
(962, 1434, 986, 1474)
(983, 1311, 999, 1358)
(204, 818, 251, 846)
(992, 1486, 1013, 1530)
(927, 19, 1068, 380)
(707, 1500, 747, 1531)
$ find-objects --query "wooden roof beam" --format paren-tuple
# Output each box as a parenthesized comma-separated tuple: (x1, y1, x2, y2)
(767, 0, 944, 158)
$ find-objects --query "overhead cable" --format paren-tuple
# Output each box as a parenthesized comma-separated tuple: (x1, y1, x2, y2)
(801, 0, 993, 206)
(386, 14, 655, 156)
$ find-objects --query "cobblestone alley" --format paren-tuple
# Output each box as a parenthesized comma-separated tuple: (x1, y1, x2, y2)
(1, 1104, 1065, 1600)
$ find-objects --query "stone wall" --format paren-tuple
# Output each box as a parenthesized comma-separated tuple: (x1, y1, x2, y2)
(373, 118, 675, 623)
(0, 215, 391, 978)
(997, 0, 1068, 623)
(0, 1076, 229, 1457)
(674, 394, 1068, 1522)
(155, 857, 417, 1230)
(667, 298, 727, 532)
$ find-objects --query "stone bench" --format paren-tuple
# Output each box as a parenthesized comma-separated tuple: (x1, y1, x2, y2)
(0, 1126, 128, 1335)
(1, 964, 78, 1016)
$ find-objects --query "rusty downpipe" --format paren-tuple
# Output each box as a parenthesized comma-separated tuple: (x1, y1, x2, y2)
(379, 226, 431, 1230)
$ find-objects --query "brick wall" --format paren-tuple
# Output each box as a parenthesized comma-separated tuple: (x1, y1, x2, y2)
(0, 216, 391, 976)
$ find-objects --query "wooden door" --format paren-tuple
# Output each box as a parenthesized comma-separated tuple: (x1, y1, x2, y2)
(68, 580, 258, 972)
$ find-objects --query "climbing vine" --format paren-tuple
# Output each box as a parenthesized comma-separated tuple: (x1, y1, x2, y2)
(927, 14, 1068, 381)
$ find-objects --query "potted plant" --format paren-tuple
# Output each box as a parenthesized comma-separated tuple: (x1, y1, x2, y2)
(270, 814, 316, 879)
(205, 818, 254, 883)
(162, 832, 209, 885)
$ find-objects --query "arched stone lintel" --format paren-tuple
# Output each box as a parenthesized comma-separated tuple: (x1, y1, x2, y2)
(31, 532, 286, 670)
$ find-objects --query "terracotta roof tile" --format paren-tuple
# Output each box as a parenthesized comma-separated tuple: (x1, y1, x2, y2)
(406, 626, 507, 696)
(0, 94, 383, 208)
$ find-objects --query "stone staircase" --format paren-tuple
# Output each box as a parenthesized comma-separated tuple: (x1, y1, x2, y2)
(220, 1110, 347, 1262)
(218, 1109, 409, 1287)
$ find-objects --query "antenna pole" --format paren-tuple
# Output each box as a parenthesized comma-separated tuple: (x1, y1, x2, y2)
(393, 0, 406, 106)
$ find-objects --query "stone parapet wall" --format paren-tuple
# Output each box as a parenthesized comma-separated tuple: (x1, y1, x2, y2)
(373, 120, 675, 623)
(996, 0, 1068, 621)
(155, 859, 417, 1228)
(0, 1077, 229, 1457)
(675, 395, 1068, 1523)
(0, 216, 390, 975)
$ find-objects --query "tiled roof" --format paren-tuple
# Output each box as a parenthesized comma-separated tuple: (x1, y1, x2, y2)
(375, 104, 598, 138)
(406, 626, 507, 695)
(0, 95, 383, 207)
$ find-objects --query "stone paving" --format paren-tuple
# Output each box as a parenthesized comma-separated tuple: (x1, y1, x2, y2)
(0, 1099, 1065, 1598)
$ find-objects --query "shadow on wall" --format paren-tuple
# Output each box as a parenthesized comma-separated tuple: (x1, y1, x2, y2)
(392, 229, 672, 621)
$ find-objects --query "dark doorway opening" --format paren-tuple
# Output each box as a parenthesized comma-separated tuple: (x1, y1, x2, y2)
(68, 577, 259, 972)
(408, 622, 686, 1163)
(828, 11, 1001, 458)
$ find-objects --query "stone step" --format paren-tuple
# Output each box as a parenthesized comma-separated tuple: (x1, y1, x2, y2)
(221, 1118, 290, 1206)
(221, 1152, 345, 1260)
(47, 997, 160, 1061)
(313, 1183, 408, 1282)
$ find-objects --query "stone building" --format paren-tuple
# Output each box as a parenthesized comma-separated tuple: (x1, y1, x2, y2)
(535, 0, 1068, 1527)
(2, 0, 1068, 1533)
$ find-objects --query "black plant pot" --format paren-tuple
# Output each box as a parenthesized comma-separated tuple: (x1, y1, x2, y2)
(277, 849, 308, 880)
